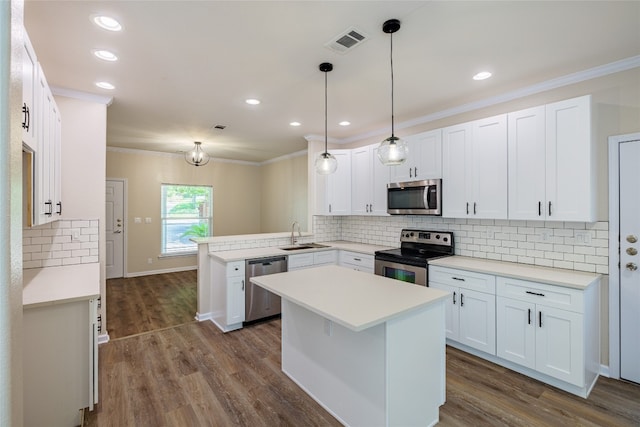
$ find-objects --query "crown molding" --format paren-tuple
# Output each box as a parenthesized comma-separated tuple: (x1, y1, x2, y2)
(51, 86, 114, 106)
(106, 146, 260, 166)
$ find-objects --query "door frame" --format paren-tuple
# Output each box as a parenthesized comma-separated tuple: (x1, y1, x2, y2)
(106, 178, 128, 279)
(608, 132, 640, 379)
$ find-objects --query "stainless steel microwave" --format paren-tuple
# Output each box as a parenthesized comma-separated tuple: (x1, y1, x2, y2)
(387, 179, 442, 215)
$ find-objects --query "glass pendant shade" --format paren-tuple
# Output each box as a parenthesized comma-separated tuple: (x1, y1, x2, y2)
(377, 136, 408, 166)
(185, 141, 210, 167)
(315, 151, 338, 175)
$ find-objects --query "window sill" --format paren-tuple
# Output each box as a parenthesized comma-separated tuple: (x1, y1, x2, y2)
(159, 252, 197, 259)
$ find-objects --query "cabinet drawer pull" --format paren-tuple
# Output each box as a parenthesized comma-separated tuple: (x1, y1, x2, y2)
(353, 258, 361, 262)
(525, 291, 545, 297)
(538, 311, 542, 328)
(528, 308, 531, 325)
(452, 277, 465, 281)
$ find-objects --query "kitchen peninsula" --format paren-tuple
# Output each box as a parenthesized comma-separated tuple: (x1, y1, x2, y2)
(252, 265, 450, 427)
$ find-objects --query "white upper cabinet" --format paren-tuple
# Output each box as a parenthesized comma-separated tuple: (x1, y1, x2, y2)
(351, 144, 389, 216)
(315, 149, 351, 215)
(22, 31, 38, 150)
(389, 129, 442, 183)
(443, 115, 508, 219)
(508, 95, 594, 221)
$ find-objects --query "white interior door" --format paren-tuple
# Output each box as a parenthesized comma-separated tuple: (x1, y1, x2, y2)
(105, 180, 124, 279)
(620, 139, 640, 384)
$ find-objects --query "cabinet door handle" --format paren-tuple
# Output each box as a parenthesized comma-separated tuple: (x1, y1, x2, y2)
(242, 280, 245, 291)
(526, 291, 545, 297)
(329, 204, 332, 213)
(548, 201, 552, 216)
(538, 311, 542, 328)
(452, 291, 456, 305)
(538, 201, 542, 216)
(473, 202, 477, 215)
(528, 308, 531, 325)
(466, 202, 469, 215)
(45, 200, 53, 216)
(22, 103, 30, 131)
(409, 167, 413, 178)
(56, 201, 62, 215)
(460, 293, 464, 307)
(452, 277, 465, 281)
(414, 167, 417, 177)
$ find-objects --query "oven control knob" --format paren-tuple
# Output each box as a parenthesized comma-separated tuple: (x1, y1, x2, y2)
(443, 237, 448, 242)
(436, 234, 440, 239)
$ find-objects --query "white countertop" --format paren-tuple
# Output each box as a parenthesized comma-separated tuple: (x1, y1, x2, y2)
(209, 240, 393, 263)
(428, 256, 600, 289)
(23, 263, 100, 309)
(251, 265, 449, 332)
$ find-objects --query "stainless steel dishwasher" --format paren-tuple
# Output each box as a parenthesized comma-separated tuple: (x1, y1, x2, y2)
(245, 256, 288, 323)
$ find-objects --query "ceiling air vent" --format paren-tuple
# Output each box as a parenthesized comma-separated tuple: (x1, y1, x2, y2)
(325, 27, 368, 54)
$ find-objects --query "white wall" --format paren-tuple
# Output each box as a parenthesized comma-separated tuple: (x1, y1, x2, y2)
(55, 95, 108, 333)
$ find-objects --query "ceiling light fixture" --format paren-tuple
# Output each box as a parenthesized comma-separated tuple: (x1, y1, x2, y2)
(315, 62, 337, 175)
(289, 121, 301, 127)
(473, 71, 492, 81)
(91, 15, 122, 32)
(185, 141, 210, 167)
(339, 121, 351, 126)
(245, 98, 260, 105)
(377, 19, 408, 166)
(93, 49, 118, 62)
(95, 81, 115, 90)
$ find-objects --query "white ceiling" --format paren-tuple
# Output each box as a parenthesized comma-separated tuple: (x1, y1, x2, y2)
(24, 1, 640, 163)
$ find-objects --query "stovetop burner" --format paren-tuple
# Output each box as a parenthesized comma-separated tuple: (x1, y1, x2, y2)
(375, 229, 454, 266)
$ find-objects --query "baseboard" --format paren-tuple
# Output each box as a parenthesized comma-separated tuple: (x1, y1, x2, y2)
(98, 333, 110, 345)
(195, 312, 213, 322)
(125, 265, 197, 278)
(599, 364, 611, 378)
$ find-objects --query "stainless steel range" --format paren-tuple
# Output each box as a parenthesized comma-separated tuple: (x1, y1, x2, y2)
(374, 229, 454, 286)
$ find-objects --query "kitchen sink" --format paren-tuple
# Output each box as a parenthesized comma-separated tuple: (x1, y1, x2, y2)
(279, 243, 330, 251)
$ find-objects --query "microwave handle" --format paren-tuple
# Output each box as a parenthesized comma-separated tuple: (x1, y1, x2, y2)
(425, 186, 431, 209)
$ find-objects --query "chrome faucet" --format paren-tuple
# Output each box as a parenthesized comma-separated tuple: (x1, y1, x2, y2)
(291, 221, 301, 245)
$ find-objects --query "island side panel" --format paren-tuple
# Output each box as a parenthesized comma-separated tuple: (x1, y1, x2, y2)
(196, 243, 212, 320)
(386, 299, 446, 426)
(281, 300, 386, 426)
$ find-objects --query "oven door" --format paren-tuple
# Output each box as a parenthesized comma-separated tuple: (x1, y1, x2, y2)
(374, 258, 427, 286)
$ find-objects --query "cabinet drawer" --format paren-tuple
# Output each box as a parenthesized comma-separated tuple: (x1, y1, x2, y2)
(314, 250, 337, 266)
(429, 266, 496, 294)
(496, 277, 583, 313)
(339, 251, 374, 268)
(226, 261, 245, 276)
(288, 253, 314, 270)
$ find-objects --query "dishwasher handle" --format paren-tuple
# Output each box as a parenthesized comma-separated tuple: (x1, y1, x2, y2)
(247, 256, 287, 266)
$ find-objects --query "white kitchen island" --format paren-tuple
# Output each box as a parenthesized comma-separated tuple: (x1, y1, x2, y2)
(251, 265, 450, 427)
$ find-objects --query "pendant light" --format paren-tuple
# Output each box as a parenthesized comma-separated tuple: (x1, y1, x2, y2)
(377, 19, 408, 166)
(185, 141, 210, 167)
(315, 62, 338, 175)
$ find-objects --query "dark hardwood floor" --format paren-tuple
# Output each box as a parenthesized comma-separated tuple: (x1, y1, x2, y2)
(106, 270, 197, 339)
(86, 317, 640, 427)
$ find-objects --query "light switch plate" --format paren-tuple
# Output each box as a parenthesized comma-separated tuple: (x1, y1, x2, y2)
(145, 217, 152, 224)
(134, 217, 141, 224)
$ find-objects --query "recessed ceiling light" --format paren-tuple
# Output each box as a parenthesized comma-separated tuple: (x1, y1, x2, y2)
(289, 121, 301, 127)
(91, 15, 122, 32)
(473, 71, 492, 81)
(93, 49, 118, 62)
(339, 121, 351, 126)
(95, 81, 115, 90)
(245, 99, 260, 105)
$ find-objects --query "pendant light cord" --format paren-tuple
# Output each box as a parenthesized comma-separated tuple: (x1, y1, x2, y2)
(324, 69, 328, 153)
(390, 31, 395, 138)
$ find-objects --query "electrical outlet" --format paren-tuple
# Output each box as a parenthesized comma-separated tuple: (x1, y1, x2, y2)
(575, 231, 591, 244)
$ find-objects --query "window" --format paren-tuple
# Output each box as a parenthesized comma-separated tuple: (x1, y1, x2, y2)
(161, 184, 212, 255)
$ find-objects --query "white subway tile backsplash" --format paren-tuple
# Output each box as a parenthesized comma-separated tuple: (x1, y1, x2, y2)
(23, 219, 99, 269)
(314, 216, 609, 276)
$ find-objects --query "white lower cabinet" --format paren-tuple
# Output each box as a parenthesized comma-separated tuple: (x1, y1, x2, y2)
(339, 251, 374, 273)
(289, 250, 338, 271)
(430, 262, 600, 398)
(211, 259, 245, 332)
(23, 298, 98, 427)
(496, 277, 586, 387)
(429, 266, 496, 355)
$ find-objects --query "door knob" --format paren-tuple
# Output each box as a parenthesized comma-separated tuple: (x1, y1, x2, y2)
(626, 247, 638, 256)
(627, 235, 638, 243)
(626, 262, 637, 271)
